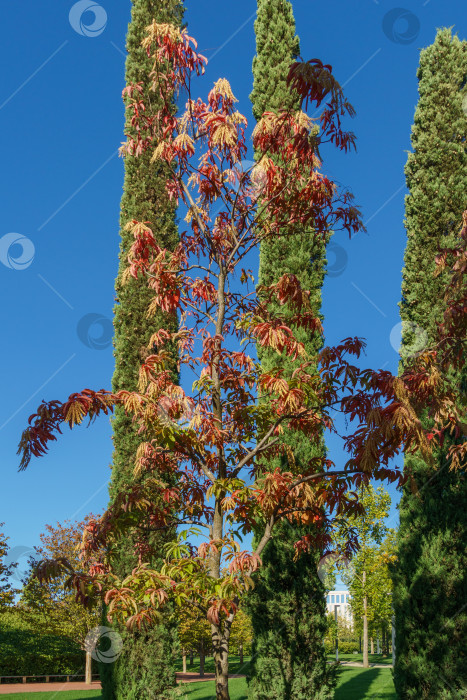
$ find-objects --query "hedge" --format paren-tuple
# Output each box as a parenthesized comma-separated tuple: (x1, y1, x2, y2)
(0, 615, 97, 677)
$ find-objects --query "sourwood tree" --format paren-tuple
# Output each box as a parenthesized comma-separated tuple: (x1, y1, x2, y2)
(17, 23, 466, 700)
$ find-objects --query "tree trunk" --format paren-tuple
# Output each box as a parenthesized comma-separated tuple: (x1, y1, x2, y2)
(377, 633, 381, 655)
(182, 651, 187, 673)
(212, 625, 231, 700)
(363, 570, 369, 668)
(214, 643, 230, 700)
(370, 637, 374, 655)
(85, 650, 92, 685)
(239, 643, 243, 665)
(189, 649, 194, 666)
(359, 635, 362, 653)
(199, 638, 205, 678)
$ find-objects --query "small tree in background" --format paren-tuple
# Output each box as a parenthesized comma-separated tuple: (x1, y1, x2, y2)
(0, 525, 18, 612)
(178, 605, 211, 675)
(346, 530, 395, 657)
(19, 517, 102, 683)
(229, 608, 253, 664)
(333, 485, 391, 667)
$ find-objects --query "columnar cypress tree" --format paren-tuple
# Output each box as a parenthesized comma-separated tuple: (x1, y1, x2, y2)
(392, 28, 467, 700)
(247, 2, 335, 698)
(102, 2, 184, 698)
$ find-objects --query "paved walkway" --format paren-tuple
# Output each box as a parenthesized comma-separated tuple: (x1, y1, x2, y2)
(0, 673, 247, 695)
(0, 681, 101, 695)
(339, 661, 392, 668)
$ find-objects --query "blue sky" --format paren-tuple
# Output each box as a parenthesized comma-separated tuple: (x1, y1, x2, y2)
(1, 0, 465, 582)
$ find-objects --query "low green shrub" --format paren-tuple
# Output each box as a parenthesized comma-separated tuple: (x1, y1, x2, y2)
(324, 640, 359, 654)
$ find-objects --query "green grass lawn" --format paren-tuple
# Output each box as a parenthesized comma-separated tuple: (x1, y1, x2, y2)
(177, 667, 396, 699)
(334, 668, 396, 699)
(0, 665, 396, 699)
(176, 654, 251, 676)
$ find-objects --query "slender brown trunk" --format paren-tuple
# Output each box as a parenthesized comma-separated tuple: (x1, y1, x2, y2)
(239, 643, 243, 665)
(213, 643, 229, 700)
(85, 650, 92, 685)
(199, 638, 205, 678)
(363, 569, 369, 668)
(189, 649, 194, 666)
(370, 636, 374, 655)
(182, 650, 187, 673)
(212, 623, 232, 700)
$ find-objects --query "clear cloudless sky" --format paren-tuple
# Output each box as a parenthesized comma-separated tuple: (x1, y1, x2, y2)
(1, 0, 465, 581)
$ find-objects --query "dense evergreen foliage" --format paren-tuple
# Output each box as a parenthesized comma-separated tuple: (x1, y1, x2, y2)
(247, 523, 335, 700)
(250, 0, 300, 123)
(103, 2, 183, 698)
(393, 28, 467, 700)
(247, 2, 334, 698)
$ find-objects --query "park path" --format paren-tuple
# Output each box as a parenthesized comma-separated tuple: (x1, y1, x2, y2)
(339, 661, 392, 668)
(0, 673, 247, 695)
(0, 681, 101, 695)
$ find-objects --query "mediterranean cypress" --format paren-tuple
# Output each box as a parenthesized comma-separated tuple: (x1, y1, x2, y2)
(247, 2, 335, 698)
(102, 2, 184, 698)
(392, 28, 467, 699)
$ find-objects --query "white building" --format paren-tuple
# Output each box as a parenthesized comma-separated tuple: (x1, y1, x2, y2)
(325, 590, 353, 626)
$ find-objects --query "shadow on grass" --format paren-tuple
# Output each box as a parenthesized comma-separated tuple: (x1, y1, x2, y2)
(178, 677, 248, 700)
(335, 667, 396, 700)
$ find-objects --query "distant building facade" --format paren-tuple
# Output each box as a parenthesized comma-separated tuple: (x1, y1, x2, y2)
(326, 590, 353, 626)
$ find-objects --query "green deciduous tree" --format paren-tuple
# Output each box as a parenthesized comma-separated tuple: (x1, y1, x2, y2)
(334, 485, 391, 667)
(0, 607, 85, 677)
(392, 28, 467, 700)
(247, 2, 333, 698)
(178, 605, 212, 675)
(20, 517, 101, 683)
(346, 530, 395, 657)
(229, 608, 253, 663)
(0, 525, 18, 612)
(105, 1, 184, 698)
